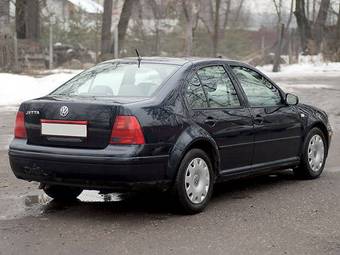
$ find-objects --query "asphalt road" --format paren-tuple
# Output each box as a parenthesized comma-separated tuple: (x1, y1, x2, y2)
(1, 74, 340, 255)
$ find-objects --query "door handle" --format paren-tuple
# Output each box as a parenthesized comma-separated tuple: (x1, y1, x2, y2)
(204, 117, 216, 127)
(254, 115, 264, 125)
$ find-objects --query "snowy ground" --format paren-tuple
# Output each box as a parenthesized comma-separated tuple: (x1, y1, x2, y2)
(0, 70, 82, 106)
(259, 62, 340, 78)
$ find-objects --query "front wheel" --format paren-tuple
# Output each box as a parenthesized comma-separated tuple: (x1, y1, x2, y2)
(294, 128, 327, 179)
(43, 185, 83, 201)
(173, 149, 214, 214)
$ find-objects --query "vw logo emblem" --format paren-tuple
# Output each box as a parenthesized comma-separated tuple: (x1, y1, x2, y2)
(59, 106, 69, 117)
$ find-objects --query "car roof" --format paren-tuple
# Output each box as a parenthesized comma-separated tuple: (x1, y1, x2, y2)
(103, 57, 245, 66)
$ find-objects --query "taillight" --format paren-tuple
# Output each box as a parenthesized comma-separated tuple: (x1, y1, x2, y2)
(110, 116, 145, 145)
(14, 111, 27, 139)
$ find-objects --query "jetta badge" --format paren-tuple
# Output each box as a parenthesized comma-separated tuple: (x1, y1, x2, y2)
(59, 106, 69, 117)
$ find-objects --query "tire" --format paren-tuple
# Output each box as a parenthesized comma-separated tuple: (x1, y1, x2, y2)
(43, 185, 83, 201)
(294, 127, 327, 179)
(173, 149, 214, 214)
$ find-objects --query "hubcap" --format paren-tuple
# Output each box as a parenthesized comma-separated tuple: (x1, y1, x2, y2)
(307, 134, 325, 172)
(185, 158, 210, 204)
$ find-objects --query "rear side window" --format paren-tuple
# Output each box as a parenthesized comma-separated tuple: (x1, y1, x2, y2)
(185, 74, 208, 109)
(197, 66, 240, 108)
(51, 63, 179, 98)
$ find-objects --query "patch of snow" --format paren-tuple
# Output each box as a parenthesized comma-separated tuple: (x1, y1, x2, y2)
(259, 62, 340, 78)
(0, 70, 82, 106)
(297, 54, 324, 64)
(67, 0, 103, 14)
(280, 84, 334, 89)
(0, 106, 19, 112)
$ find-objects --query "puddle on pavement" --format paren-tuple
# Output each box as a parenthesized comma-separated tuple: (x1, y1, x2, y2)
(0, 190, 124, 220)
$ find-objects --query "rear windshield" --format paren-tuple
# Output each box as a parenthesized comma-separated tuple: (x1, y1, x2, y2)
(51, 62, 179, 98)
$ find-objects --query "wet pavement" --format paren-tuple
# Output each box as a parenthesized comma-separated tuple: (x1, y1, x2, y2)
(1, 74, 340, 254)
(0, 191, 124, 221)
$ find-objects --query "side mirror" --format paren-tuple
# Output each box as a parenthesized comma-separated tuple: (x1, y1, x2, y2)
(285, 93, 299, 106)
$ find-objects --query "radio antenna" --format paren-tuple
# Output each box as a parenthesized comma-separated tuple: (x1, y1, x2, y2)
(135, 49, 142, 68)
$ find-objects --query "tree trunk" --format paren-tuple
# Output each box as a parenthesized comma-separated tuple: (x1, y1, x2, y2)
(273, 23, 284, 72)
(313, 0, 330, 52)
(212, 0, 221, 57)
(16, 0, 40, 40)
(294, 0, 312, 54)
(312, 0, 317, 22)
(185, 16, 193, 56)
(233, 0, 245, 26)
(182, 0, 193, 56)
(336, 4, 340, 54)
(16, 0, 26, 39)
(223, 0, 231, 29)
(111, 0, 134, 55)
(26, 0, 40, 40)
(101, 0, 113, 55)
(154, 25, 160, 55)
(0, 0, 12, 70)
(295, 0, 330, 55)
(0, 0, 10, 31)
(220, 0, 231, 38)
(306, 0, 310, 20)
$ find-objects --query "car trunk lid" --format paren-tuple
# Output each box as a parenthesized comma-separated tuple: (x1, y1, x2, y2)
(22, 96, 125, 149)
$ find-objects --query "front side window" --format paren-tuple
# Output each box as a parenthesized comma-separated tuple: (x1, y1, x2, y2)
(197, 66, 240, 108)
(231, 66, 282, 107)
(51, 63, 179, 98)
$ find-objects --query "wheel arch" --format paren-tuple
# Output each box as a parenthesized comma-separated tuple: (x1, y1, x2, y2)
(305, 121, 329, 155)
(166, 126, 220, 181)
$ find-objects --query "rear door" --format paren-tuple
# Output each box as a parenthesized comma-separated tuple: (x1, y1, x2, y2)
(184, 65, 254, 172)
(229, 65, 303, 165)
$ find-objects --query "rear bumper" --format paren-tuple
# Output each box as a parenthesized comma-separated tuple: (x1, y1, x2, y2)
(8, 139, 171, 191)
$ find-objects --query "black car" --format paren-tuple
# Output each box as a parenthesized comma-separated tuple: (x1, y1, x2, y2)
(9, 57, 332, 214)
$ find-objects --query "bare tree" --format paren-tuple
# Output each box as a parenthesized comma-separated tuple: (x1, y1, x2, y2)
(222, 0, 231, 30)
(101, 0, 113, 56)
(295, 0, 313, 53)
(0, 0, 12, 70)
(272, 0, 283, 72)
(0, 0, 10, 31)
(148, 0, 174, 56)
(336, 3, 340, 53)
(295, 0, 330, 55)
(16, 0, 41, 40)
(232, 0, 243, 27)
(199, 0, 248, 57)
(111, 0, 135, 55)
(181, 0, 193, 56)
(181, 0, 200, 56)
(312, 0, 317, 22)
(313, 0, 330, 52)
(149, 0, 162, 55)
(200, 0, 234, 57)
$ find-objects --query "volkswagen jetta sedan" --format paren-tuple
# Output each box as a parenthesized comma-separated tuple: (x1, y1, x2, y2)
(9, 57, 332, 214)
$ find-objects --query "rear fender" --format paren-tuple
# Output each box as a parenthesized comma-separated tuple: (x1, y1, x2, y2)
(166, 124, 220, 180)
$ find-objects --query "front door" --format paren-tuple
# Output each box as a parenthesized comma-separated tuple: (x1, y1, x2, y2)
(230, 65, 303, 165)
(184, 65, 254, 172)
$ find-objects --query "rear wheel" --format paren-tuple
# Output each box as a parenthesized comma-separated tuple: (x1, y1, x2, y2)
(43, 185, 83, 201)
(294, 128, 327, 179)
(173, 149, 214, 214)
